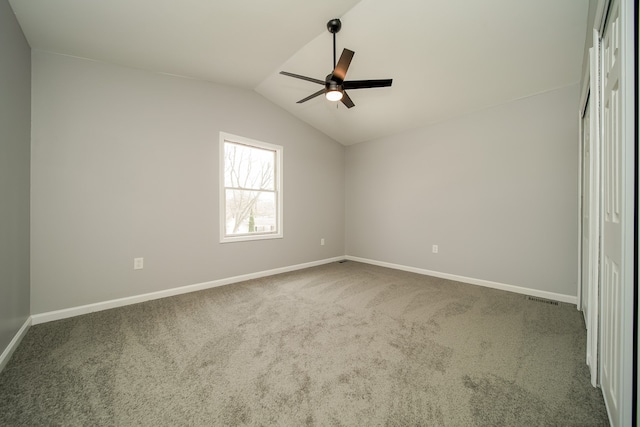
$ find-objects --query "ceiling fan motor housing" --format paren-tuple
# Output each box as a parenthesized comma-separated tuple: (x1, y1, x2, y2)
(326, 74, 342, 88)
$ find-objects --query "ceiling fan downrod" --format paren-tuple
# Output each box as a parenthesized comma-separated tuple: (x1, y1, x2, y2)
(327, 19, 342, 70)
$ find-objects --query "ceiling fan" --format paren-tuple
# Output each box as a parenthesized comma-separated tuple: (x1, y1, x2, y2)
(280, 18, 393, 109)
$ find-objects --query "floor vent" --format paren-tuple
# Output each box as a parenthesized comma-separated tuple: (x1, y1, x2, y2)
(526, 296, 559, 306)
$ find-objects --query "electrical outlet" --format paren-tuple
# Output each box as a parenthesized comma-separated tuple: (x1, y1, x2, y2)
(134, 257, 144, 270)
(432, 245, 439, 254)
(321, 238, 325, 246)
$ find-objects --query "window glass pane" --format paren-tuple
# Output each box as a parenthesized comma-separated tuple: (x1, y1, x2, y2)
(224, 142, 275, 190)
(225, 189, 277, 235)
(220, 132, 282, 243)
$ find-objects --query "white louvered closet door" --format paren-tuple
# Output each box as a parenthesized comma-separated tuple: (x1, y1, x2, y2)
(598, 0, 628, 425)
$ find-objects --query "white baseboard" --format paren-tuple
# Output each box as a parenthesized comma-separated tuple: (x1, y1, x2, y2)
(31, 256, 345, 325)
(30, 254, 576, 325)
(345, 256, 578, 305)
(0, 316, 31, 373)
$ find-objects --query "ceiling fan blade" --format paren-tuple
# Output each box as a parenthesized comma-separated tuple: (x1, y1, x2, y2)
(332, 49, 355, 81)
(343, 79, 393, 90)
(341, 91, 355, 108)
(297, 89, 325, 104)
(280, 71, 325, 85)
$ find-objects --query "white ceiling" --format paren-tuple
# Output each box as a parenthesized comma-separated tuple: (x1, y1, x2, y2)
(9, 0, 589, 145)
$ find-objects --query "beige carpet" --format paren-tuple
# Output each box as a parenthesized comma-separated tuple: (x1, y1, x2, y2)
(0, 261, 609, 426)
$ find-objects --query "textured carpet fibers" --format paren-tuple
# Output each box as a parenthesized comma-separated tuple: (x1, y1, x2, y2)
(0, 262, 609, 426)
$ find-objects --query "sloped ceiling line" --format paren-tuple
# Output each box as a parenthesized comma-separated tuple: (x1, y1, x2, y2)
(9, 0, 588, 145)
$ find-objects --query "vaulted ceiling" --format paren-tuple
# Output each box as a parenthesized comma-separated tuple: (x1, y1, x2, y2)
(9, 0, 589, 145)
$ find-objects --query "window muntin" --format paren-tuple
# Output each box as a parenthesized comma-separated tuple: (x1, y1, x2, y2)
(220, 133, 282, 242)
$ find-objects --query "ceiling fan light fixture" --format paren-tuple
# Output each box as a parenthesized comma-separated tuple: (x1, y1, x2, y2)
(326, 89, 343, 101)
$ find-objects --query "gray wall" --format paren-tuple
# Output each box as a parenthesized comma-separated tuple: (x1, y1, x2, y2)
(345, 84, 580, 298)
(31, 51, 345, 314)
(0, 0, 31, 352)
(27, 45, 582, 312)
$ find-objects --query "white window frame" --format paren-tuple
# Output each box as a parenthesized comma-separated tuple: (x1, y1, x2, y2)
(219, 132, 283, 243)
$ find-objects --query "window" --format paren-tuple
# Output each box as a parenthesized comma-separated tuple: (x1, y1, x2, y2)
(219, 132, 283, 243)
